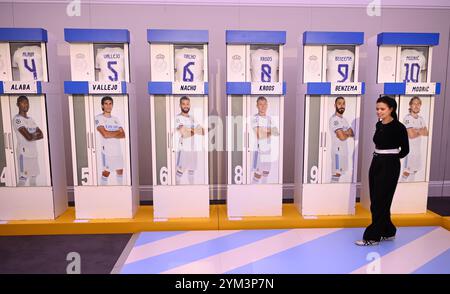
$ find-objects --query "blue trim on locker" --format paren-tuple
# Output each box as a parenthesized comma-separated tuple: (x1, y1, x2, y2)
(226, 82, 286, 95)
(64, 81, 128, 94)
(384, 82, 441, 95)
(64, 81, 89, 94)
(226, 82, 252, 94)
(226, 30, 286, 45)
(306, 82, 365, 95)
(148, 82, 172, 94)
(436, 82, 441, 95)
(383, 83, 406, 95)
(121, 81, 127, 93)
(147, 29, 208, 43)
(306, 82, 331, 95)
(377, 33, 439, 46)
(148, 82, 209, 94)
(303, 31, 364, 45)
(36, 81, 42, 94)
(64, 28, 130, 43)
(0, 81, 43, 94)
(0, 28, 48, 42)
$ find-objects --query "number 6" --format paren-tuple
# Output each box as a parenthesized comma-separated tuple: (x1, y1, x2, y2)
(160, 167, 169, 185)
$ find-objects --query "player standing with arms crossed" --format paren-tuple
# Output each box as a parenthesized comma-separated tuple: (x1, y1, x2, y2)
(251, 96, 279, 184)
(13, 95, 43, 186)
(95, 96, 125, 185)
(175, 96, 205, 185)
(401, 96, 428, 181)
(329, 96, 354, 182)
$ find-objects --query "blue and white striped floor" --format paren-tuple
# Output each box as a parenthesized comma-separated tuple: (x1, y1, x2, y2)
(118, 226, 450, 274)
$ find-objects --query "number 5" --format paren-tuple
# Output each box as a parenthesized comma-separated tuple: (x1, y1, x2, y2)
(81, 167, 90, 185)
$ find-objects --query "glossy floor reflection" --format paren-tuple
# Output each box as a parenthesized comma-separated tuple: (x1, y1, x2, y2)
(119, 226, 450, 274)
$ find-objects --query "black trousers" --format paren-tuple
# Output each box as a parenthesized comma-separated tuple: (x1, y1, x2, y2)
(363, 153, 400, 241)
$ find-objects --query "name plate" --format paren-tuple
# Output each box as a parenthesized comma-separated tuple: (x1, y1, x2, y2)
(251, 82, 283, 95)
(330, 82, 363, 95)
(89, 82, 122, 94)
(173, 82, 204, 95)
(405, 83, 437, 95)
(2, 81, 38, 94)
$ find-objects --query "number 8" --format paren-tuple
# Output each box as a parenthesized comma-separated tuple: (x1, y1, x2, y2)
(234, 165, 243, 185)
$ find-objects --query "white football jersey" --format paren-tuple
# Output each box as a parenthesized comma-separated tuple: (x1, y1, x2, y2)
(12, 46, 43, 81)
(404, 113, 426, 153)
(327, 49, 354, 82)
(175, 114, 199, 151)
(95, 114, 123, 156)
(95, 47, 125, 82)
(13, 114, 39, 158)
(175, 48, 204, 82)
(250, 49, 279, 82)
(329, 114, 351, 155)
(251, 113, 274, 152)
(400, 49, 427, 83)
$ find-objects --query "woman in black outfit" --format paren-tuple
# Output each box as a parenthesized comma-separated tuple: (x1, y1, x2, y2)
(356, 96, 409, 246)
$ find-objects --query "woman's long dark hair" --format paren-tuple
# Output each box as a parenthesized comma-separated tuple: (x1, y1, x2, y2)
(376, 95, 398, 121)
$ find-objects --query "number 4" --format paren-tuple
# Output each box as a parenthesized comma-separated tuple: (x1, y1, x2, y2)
(0, 167, 6, 184)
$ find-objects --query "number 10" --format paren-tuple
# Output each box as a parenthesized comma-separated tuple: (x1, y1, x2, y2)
(404, 63, 420, 82)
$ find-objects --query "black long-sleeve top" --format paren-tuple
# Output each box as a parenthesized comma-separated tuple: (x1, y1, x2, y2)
(373, 119, 410, 159)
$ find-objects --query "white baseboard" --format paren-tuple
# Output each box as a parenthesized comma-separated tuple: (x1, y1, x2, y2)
(66, 181, 450, 202)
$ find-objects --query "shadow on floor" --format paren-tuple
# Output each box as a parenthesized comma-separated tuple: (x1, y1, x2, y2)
(0, 234, 132, 274)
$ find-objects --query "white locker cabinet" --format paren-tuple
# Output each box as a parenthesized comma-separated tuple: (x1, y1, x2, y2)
(226, 30, 286, 218)
(64, 28, 138, 219)
(0, 28, 67, 220)
(148, 29, 210, 219)
(361, 32, 441, 214)
(295, 31, 365, 216)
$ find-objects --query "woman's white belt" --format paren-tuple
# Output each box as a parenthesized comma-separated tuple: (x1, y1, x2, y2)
(374, 148, 400, 154)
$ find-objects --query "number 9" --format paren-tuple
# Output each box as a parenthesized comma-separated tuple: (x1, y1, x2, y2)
(310, 166, 318, 184)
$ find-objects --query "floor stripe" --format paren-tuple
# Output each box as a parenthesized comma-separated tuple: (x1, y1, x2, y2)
(121, 229, 289, 274)
(162, 228, 340, 274)
(351, 227, 450, 274)
(125, 230, 239, 265)
(227, 226, 436, 274)
(413, 247, 450, 274)
(133, 231, 186, 247)
(110, 233, 140, 274)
